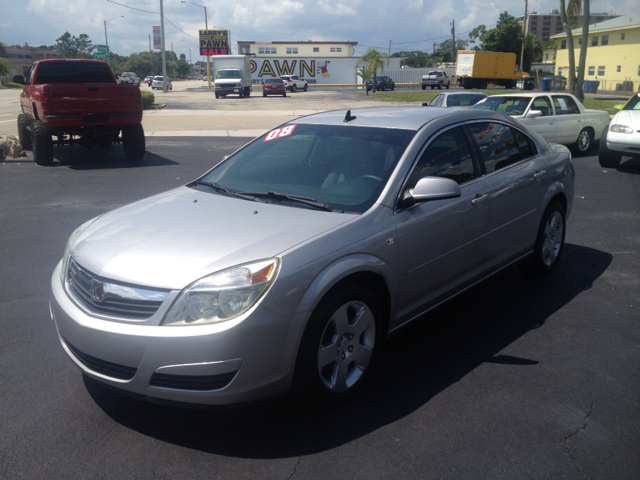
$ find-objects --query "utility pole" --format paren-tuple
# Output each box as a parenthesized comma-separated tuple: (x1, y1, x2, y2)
(451, 19, 456, 65)
(433, 42, 436, 54)
(160, 0, 168, 92)
(519, 0, 528, 72)
(389, 40, 392, 56)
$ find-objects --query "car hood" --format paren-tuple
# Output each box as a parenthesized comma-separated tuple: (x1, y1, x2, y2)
(71, 187, 354, 290)
(613, 110, 640, 128)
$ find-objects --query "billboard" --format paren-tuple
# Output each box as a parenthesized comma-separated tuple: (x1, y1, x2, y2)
(199, 30, 229, 56)
(153, 26, 161, 50)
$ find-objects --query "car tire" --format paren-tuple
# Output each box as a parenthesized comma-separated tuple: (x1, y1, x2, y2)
(31, 120, 54, 166)
(245, 87, 251, 97)
(446, 83, 450, 90)
(293, 284, 381, 406)
(303, 84, 308, 92)
(17, 114, 32, 150)
(438, 83, 442, 90)
(391, 83, 395, 91)
(574, 128, 593, 155)
(431, 86, 435, 90)
(263, 92, 267, 97)
(215, 93, 220, 99)
(421, 85, 426, 90)
(122, 124, 145, 161)
(283, 91, 286, 97)
(525, 201, 566, 275)
(598, 127, 622, 168)
(292, 84, 297, 92)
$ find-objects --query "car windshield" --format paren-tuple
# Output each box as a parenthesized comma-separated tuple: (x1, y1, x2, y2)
(198, 124, 415, 213)
(35, 61, 114, 84)
(216, 70, 241, 79)
(427, 72, 441, 76)
(622, 93, 640, 110)
(472, 96, 532, 115)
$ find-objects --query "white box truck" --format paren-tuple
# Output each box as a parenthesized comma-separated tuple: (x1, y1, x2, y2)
(212, 55, 252, 98)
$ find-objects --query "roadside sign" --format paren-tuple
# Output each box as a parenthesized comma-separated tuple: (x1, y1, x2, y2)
(93, 52, 110, 61)
(199, 30, 230, 56)
(96, 45, 109, 53)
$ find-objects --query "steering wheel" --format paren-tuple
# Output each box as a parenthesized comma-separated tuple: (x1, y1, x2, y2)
(359, 175, 383, 182)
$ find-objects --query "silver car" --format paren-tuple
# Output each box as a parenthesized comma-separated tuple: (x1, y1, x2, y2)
(151, 75, 172, 90)
(423, 92, 487, 108)
(50, 107, 575, 407)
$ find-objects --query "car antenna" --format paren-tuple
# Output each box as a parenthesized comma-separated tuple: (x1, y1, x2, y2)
(343, 109, 357, 123)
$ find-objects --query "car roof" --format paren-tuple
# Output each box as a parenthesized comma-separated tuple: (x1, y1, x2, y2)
(485, 92, 573, 98)
(293, 106, 507, 130)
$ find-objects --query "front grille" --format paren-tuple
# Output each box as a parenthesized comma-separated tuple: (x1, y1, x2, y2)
(149, 371, 237, 391)
(64, 338, 137, 380)
(66, 259, 168, 320)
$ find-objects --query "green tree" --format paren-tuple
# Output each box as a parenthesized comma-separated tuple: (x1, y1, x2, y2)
(523, 34, 544, 72)
(560, 0, 590, 101)
(480, 12, 524, 63)
(392, 51, 430, 68)
(54, 32, 95, 58)
(469, 25, 487, 48)
(359, 48, 388, 94)
(0, 58, 10, 81)
(356, 65, 375, 94)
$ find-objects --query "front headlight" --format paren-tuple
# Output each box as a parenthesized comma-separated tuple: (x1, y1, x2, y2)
(162, 258, 280, 326)
(60, 216, 102, 285)
(610, 124, 633, 134)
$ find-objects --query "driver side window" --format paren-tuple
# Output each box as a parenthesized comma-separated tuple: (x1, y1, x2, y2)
(531, 96, 552, 116)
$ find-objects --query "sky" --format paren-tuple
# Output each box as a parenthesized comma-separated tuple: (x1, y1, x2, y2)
(1, 0, 637, 62)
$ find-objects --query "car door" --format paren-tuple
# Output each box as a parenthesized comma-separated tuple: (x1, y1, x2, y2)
(521, 95, 557, 143)
(551, 94, 582, 145)
(394, 125, 490, 322)
(466, 121, 550, 269)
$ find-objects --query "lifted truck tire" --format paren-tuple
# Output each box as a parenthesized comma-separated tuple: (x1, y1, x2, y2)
(17, 114, 32, 150)
(122, 124, 146, 161)
(31, 120, 54, 166)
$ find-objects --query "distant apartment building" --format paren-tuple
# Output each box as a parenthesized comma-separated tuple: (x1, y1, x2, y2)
(1, 47, 60, 79)
(237, 41, 358, 57)
(517, 10, 616, 42)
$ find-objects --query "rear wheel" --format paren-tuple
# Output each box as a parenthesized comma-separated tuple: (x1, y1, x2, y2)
(17, 114, 32, 150)
(292, 84, 297, 92)
(525, 201, 566, 275)
(122, 124, 145, 161)
(391, 83, 395, 91)
(598, 127, 622, 168)
(574, 128, 593, 155)
(303, 84, 308, 92)
(283, 91, 287, 97)
(446, 83, 450, 89)
(263, 92, 267, 97)
(422, 85, 426, 90)
(294, 284, 381, 406)
(31, 120, 54, 166)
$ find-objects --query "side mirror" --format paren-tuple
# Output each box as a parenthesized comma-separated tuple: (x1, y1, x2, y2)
(526, 109, 542, 118)
(614, 104, 623, 111)
(13, 75, 26, 85)
(400, 177, 461, 209)
(422, 102, 431, 107)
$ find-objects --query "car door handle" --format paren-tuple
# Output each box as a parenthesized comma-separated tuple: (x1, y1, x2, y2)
(533, 170, 546, 180)
(471, 193, 488, 206)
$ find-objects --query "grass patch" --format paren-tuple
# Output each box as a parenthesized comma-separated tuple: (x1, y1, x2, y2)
(582, 97, 622, 115)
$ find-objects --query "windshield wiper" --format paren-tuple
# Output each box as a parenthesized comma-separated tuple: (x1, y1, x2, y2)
(191, 180, 263, 202)
(236, 190, 339, 212)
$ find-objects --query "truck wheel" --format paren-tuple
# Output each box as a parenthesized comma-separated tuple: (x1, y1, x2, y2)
(292, 84, 297, 92)
(17, 114, 32, 150)
(31, 120, 54, 166)
(245, 87, 251, 97)
(437, 83, 442, 90)
(421, 85, 426, 90)
(598, 128, 622, 168)
(430, 86, 435, 90)
(122, 124, 145, 161)
(446, 83, 450, 90)
(303, 84, 308, 92)
(215, 93, 220, 99)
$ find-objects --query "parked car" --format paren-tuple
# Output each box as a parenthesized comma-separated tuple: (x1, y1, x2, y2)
(471, 92, 610, 154)
(143, 76, 153, 87)
(421, 71, 450, 90)
(263, 78, 287, 97)
(423, 92, 487, 108)
(151, 75, 172, 90)
(599, 92, 640, 167)
(279, 75, 309, 92)
(118, 72, 140, 86)
(50, 107, 574, 407)
(366, 75, 395, 91)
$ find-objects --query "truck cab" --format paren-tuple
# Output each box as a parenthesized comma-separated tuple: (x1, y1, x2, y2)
(212, 55, 252, 98)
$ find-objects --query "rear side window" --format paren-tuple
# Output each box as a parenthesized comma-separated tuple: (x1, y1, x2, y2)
(553, 96, 580, 115)
(468, 122, 522, 173)
(34, 61, 114, 84)
(408, 127, 476, 187)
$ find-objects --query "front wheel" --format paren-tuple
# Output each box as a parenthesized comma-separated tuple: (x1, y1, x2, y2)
(437, 83, 442, 90)
(292, 84, 297, 92)
(391, 83, 395, 91)
(446, 83, 450, 90)
(303, 84, 308, 92)
(17, 114, 32, 150)
(294, 284, 381, 406)
(122, 124, 145, 161)
(421, 85, 426, 90)
(31, 120, 54, 166)
(283, 91, 287, 97)
(574, 128, 593, 155)
(525, 201, 566, 275)
(598, 127, 622, 168)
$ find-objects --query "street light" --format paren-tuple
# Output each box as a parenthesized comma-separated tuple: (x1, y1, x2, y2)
(104, 16, 124, 47)
(181, 1, 210, 89)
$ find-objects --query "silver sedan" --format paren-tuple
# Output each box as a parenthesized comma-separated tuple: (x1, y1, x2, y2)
(50, 107, 575, 407)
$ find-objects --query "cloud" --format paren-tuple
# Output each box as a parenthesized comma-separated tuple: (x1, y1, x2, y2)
(317, 0, 357, 16)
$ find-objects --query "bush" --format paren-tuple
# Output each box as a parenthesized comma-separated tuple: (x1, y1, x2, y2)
(141, 90, 155, 109)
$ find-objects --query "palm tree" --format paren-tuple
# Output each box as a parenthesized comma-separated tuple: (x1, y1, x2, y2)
(356, 65, 375, 95)
(359, 48, 388, 94)
(559, 0, 590, 101)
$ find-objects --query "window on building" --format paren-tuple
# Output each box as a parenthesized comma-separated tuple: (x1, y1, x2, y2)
(591, 36, 598, 46)
(286, 47, 298, 54)
(336, 47, 342, 52)
(313, 47, 319, 52)
(258, 47, 277, 54)
(602, 35, 609, 45)
(597, 66, 605, 76)
(588, 66, 595, 76)
(617, 65, 621, 73)
(621, 32, 625, 40)
(560, 40, 567, 49)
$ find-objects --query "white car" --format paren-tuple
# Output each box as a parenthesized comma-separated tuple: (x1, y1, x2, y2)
(421, 71, 450, 90)
(599, 93, 640, 167)
(472, 92, 611, 154)
(279, 75, 308, 92)
(151, 75, 172, 91)
(423, 92, 487, 108)
(118, 72, 140, 85)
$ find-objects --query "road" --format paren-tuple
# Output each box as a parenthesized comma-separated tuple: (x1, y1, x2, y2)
(0, 135, 639, 479)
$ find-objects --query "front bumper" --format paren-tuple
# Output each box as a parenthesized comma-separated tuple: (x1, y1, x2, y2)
(607, 130, 640, 156)
(49, 261, 297, 405)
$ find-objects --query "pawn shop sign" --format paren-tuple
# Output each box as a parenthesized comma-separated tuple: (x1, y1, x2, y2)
(199, 30, 230, 56)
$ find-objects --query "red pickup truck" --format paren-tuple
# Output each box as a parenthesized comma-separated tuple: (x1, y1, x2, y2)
(16, 59, 145, 165)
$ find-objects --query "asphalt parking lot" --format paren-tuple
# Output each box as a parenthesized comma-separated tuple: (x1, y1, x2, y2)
(1, 86, 639, 479)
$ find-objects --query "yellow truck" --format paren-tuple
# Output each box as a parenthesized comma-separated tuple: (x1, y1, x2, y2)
(455, 51, 528, 89)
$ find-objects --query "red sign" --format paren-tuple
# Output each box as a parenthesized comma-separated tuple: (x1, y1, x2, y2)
(200, 48, 228, 56)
